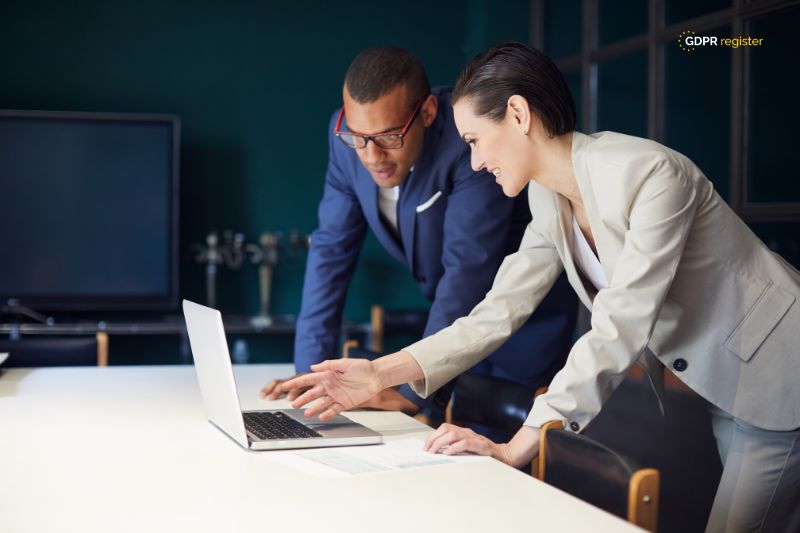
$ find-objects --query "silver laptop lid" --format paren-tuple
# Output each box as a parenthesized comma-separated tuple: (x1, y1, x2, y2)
(183, 299, 249, 447)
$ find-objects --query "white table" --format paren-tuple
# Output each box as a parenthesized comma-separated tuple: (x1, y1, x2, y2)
(0, 365, 640, 532)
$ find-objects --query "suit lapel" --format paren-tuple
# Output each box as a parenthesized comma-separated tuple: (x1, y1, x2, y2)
(398, 172, 423, 272)
(362, 175, 405, 263)
(398, 125, 438, 272)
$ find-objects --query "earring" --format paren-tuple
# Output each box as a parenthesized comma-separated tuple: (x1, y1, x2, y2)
(523, 129, 529, 135)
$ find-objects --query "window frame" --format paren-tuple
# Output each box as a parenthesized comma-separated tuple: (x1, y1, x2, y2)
(531, 0, 800, 221)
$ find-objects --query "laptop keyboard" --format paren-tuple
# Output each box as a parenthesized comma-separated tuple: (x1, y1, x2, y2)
(244, 411, 323, 440)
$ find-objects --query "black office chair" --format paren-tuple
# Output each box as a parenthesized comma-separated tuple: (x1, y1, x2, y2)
(0, 333, 108, 367)
(445, 373, 542, 443)
(538, 420, 660, 532)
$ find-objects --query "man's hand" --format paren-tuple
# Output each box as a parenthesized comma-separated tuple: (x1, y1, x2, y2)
(359, 387, 420, 416)
(281, 358, 385, 421)
(259, 374, 308, 401)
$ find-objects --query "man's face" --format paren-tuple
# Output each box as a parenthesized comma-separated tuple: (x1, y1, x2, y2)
(342, 84, 436, 188)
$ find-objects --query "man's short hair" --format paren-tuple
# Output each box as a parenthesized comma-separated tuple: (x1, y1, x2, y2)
(344, 46, 430, 107)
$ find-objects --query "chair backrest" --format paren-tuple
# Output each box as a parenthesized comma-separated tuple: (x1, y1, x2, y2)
(538, 421, 660, 531)
(447, 373, 537, 437)
(342, 340, 383, 360)
(0, 333, 107, 367)
(369, 305, 427, 352)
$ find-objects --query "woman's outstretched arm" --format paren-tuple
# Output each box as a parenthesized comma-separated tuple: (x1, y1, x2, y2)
(280, 350, 423, 420)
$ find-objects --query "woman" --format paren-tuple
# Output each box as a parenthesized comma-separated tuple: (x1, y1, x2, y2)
(282, 42, 799, 532)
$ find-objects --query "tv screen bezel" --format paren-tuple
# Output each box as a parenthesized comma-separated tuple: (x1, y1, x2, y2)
(0, 109, 181, 312)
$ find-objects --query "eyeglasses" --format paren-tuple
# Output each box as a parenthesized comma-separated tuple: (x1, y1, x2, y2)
(334, 98, 425, 150)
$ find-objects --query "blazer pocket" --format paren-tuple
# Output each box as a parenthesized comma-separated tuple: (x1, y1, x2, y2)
(724, 282, 795, 362)
(416, 191, 443, 213)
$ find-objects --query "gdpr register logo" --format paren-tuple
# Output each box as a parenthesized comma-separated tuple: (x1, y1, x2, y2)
(678, 29, 764, 52)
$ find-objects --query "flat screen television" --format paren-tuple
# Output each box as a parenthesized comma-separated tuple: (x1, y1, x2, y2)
(0, 110, 180, 311)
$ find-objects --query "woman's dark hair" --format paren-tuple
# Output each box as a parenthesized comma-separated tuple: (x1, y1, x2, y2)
(453, 41, 576, 137)
(344, 46, 430, 106)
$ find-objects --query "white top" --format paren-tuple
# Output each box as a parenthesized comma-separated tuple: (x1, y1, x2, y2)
(0, 365, 639, 533)
(378, 185, 400, 235)
(572, 215, 608, 290)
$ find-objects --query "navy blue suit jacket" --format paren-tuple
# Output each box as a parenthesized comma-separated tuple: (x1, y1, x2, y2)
(295, 87, 576, 406)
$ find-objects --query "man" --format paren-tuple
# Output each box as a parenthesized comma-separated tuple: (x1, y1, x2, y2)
(261, 46, 576, 436)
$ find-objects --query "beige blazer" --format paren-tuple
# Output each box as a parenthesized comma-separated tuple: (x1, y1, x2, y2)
(406, 131, 800, 432)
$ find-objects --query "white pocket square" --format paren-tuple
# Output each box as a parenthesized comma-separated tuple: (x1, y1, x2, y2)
(416, 191, 443, 213)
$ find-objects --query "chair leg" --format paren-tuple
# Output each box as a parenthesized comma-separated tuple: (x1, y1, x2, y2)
(535, 420, 564, 479)
(96, 332, 109, 367)
(628, 468, 660, 532)
(342, 339, 358, 358)
(370, 305, 384, 353)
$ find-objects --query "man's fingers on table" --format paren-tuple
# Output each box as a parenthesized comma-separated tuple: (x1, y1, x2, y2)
(286, 386, 309, 401)
(259, 379, 282, 399)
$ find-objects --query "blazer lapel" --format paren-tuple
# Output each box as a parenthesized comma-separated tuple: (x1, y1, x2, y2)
(571, 131, 618, 281)
(398, 125, 438, 272)
(397, 168, 426, 272)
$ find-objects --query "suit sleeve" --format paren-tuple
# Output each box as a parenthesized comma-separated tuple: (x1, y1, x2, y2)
(405, 204, 564, 397)
(422, 149, 522, 337)
(526, 159, 699, 431)
(294, 127, 367, 373)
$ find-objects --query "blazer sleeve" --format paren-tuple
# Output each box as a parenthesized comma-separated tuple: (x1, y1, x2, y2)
(404, 214, 564, 397)
(526, 159, 699, 431)
(294, 129, 367, 373)
(422, 150, 521, 337)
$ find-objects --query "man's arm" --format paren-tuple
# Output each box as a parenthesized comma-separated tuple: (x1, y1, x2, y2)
(294, 124, 367, 373)
(423, 150, 521, 337)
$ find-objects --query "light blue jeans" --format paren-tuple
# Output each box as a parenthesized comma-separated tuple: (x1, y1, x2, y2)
(706, 406, 800, 532)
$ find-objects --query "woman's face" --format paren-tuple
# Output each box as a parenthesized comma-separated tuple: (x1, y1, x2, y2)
(453, 98, 532, 197)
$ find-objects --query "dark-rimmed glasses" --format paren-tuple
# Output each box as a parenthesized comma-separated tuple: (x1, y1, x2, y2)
(334, 98, 425, 150)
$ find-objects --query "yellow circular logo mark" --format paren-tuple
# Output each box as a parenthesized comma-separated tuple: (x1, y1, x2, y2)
(678, 29, 696, 53)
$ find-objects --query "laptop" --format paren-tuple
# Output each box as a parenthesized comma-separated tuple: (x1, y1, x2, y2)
(183, 299, 382, 450)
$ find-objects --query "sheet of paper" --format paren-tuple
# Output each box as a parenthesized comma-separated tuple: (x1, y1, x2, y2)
(267, 438, 488, 478)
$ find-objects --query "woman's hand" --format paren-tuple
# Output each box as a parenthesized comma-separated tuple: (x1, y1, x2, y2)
(280, 359, 384, 421)
(424, 423, 541, 468)
(423, 423, 514, 465)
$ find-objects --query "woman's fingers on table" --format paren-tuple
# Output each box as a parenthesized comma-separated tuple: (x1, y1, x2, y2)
(425, 423, 466, 453)
(424, 423, 492, 456)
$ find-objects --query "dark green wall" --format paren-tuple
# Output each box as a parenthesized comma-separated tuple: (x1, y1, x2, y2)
(0, 0, 528, 361)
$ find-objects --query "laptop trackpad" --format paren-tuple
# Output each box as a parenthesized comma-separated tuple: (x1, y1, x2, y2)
(283, 409, 355, 427)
